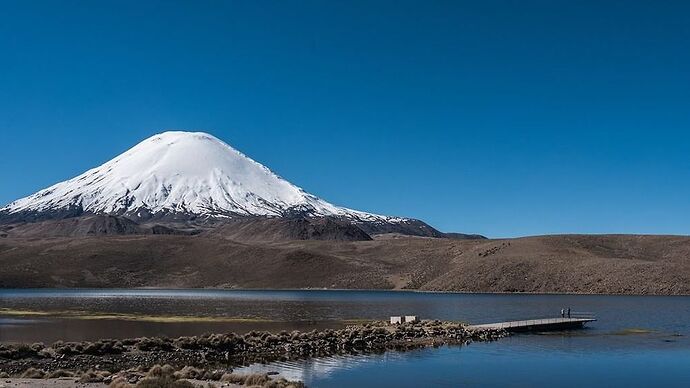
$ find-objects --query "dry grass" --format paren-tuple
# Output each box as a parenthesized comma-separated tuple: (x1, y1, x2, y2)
(46, 369, 74, 378)
(219, 373, 305, 388)
(109, 378, 132, 388)
(20, 367, 45, 379)
(79, 369, 112, 383)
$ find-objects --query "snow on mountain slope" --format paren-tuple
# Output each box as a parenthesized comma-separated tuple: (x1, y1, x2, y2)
(1, 131, 405, 224)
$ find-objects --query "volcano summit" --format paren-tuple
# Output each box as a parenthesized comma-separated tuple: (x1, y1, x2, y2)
(1, 131, 441, 237)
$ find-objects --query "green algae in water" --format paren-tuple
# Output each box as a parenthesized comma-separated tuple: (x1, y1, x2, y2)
(612, 328, 655, 335)
(0, 308, 272, 323)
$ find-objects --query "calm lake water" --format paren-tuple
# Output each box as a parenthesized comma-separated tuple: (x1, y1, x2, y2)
(1, 289, 690, 387)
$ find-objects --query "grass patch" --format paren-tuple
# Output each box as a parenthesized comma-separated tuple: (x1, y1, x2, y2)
(0, 308, 272, 323)
(612, 328, 654, 335)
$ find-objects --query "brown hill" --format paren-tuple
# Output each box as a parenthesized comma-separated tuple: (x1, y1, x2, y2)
(0, 232, 689, 294)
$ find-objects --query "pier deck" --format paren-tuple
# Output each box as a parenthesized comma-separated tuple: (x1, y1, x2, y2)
(468, 317, 596, 332)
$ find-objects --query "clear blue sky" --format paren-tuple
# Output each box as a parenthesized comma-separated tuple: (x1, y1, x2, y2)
(1, 1, 689, 237)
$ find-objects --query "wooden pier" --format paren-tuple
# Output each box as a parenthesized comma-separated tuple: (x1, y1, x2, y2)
(468, 317, 596, 332)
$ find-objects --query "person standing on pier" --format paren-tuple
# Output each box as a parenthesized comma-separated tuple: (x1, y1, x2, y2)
(567, 308, 571, 318)
(561, 308, 565, 318)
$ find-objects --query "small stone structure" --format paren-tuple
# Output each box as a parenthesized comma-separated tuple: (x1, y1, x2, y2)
(390, 315, 419, 325)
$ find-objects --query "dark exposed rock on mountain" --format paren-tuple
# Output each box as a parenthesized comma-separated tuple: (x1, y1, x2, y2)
(354, 218, 447, 238)
(0, 215, 197, 238)
(207, 217, 373, 242)
(444, 232, 487, 240)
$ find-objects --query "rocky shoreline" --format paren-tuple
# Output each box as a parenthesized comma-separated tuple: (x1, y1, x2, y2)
(0, 320, 506, 385)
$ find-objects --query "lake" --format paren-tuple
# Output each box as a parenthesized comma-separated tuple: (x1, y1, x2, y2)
(1, 289, 689, 387)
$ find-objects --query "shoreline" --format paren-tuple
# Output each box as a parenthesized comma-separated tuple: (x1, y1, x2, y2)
(2, 287, 690, 297)
(0, 320, 506, 382)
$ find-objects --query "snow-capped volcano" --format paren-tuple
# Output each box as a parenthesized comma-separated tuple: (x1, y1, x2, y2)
(1, 131, 408, 225)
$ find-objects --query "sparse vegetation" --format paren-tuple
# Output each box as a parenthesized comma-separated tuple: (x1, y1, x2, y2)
(220, 372, 305, 388)
(174, 366, 205, 380)
(3, 231, 688, 294)
(109, 377, 132, 388)
(2, 362, 306, 387)
(46, 369, 74, 378)
(137, 365, 195, 388)
(79, 368, 112, 383)
(20, 367, 45, 379)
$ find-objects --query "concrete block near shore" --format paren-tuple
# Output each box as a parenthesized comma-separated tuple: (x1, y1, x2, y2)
(390, 315, 419, 324)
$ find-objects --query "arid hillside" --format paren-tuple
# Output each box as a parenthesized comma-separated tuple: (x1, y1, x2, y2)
(0, 232, 688, 294)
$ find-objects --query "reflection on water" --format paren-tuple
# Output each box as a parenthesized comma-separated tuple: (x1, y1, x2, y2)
(235, 343, 690, 387)
(2, 289, 690, 387)
(235, 351, 419, 383)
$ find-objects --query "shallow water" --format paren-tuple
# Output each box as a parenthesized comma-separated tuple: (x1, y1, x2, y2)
(1, 289, 689, 387)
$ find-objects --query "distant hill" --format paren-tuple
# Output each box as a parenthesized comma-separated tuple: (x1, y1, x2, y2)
(1, 232, 689, 295)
